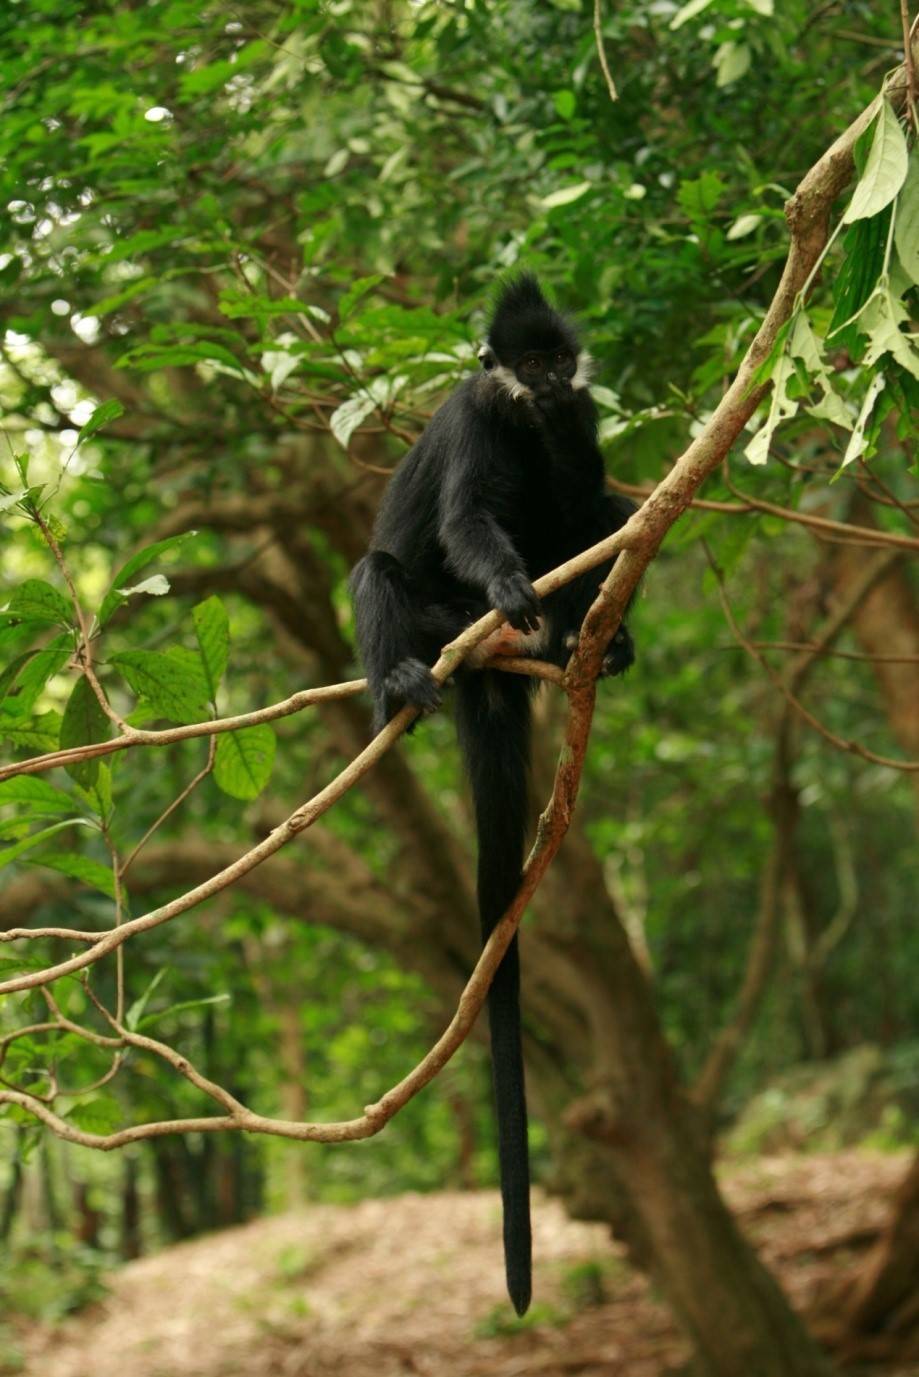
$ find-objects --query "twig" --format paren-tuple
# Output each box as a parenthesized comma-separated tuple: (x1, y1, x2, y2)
(593, 0, 619, 101)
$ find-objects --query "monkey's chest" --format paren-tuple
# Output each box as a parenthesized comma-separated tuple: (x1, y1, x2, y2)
(503, 462, 596, 573)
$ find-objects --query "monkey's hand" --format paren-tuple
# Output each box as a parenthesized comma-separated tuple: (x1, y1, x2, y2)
(487, 571, 542, 633)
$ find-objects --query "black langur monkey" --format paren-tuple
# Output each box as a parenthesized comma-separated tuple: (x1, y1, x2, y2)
(350, 275, 635, 1314)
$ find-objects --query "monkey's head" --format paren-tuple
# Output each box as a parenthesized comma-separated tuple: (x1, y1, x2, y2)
(479, 273, 592, 404)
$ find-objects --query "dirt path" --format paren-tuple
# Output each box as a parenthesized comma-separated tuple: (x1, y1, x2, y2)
(19, 1152, 919, 1377)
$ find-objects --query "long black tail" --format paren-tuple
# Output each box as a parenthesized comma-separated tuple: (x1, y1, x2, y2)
(455, 670, 532, 1315)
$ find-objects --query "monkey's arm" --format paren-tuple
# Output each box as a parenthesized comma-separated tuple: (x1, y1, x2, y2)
(438, 421, 541, 632)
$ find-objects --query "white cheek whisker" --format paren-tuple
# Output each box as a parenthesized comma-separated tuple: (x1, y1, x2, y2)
(492, 363, 533, 402)
(571, 350, 594, 391)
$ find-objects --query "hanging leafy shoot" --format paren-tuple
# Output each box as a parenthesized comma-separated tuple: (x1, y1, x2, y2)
(745, 93, 919, 470)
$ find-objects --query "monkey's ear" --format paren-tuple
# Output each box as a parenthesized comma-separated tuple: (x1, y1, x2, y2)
(477, 344, 497, 372)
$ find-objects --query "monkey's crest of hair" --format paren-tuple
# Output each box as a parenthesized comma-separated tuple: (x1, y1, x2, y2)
(486, 272, 580, 364)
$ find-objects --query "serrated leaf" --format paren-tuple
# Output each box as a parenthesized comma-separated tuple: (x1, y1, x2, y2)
(842, 374, 886, 467)
(0, 818, 96, 872)
(192, 596, 229, 701)
(98, 531, 198, 626)
(670, 0, 713, 27)
(5, 579, 73, 627)
(894, 149, 919, 285)
(843, 100, 909, 224)
(110, 648, 209, 724)
(329, 394, 377, 449)
(540, 181, 592, 209)
(60, 676, 111, 787)
(30, 850, 116, 899)
(214, 725, 276, 800)
(77, 399, 126, 444)
(0, 777, 75, 814)
(117, 574, 170, 599)
(338, 274, 385, 321)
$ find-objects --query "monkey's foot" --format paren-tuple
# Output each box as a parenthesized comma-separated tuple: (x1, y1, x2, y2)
(600, 625, 635, 678)
(381, 658, 442, 729)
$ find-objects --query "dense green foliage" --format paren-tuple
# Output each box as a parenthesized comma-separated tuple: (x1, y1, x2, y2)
(0, 0, 917, 1325)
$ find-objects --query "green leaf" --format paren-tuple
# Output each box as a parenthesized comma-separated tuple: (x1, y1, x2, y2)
(125, 966, 169, 1030)
(110, 648, 209, 724)
(192, 596, 230, 701)
(60, 676, 111, 787)
(30, 851, 116, 899)
(98, 531, 198, 626)
(828, 212, 889, 350)
(0, 819, 96, 872)
(214, 725, 276, 800)
(4, 579, 73, 627)
(893, 149, 919, 285)
(66, 1094, 122, 1135)
(0, 710, 61, 752)
(138, 992, 230, 1030)
(677, 171, 725, 220)
(338, 274, 385, 321)
(0, 635, 71, 718)
(552, 90, 576, 120)
(0, 777, 75, 814)
(77, 399, 126, 444)
(86, 276, 158, 317)
(842, 100, 909, 224)
(540, 181, 592, 209)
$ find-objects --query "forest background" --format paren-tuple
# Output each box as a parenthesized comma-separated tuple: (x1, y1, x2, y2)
(1, 2, 918, 1375)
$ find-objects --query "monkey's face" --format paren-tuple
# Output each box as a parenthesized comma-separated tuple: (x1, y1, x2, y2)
(514, 347, 577, 402)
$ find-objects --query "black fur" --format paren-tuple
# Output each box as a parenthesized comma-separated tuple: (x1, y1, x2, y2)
(350, 275, 635, 1313)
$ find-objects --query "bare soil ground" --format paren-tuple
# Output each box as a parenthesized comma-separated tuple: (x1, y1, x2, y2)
(18, 1151, 919, 1377)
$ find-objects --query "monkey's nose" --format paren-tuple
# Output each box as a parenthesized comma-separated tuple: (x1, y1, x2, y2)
(547, 371, 557, 382)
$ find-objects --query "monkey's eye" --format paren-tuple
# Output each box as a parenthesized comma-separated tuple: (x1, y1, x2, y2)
(522, 355, 542, 370)
(555, 351, 572, 366)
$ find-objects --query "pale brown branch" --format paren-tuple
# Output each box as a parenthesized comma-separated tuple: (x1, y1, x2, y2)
(0, 679, 367, 783)
(593, 0, 619, 101)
